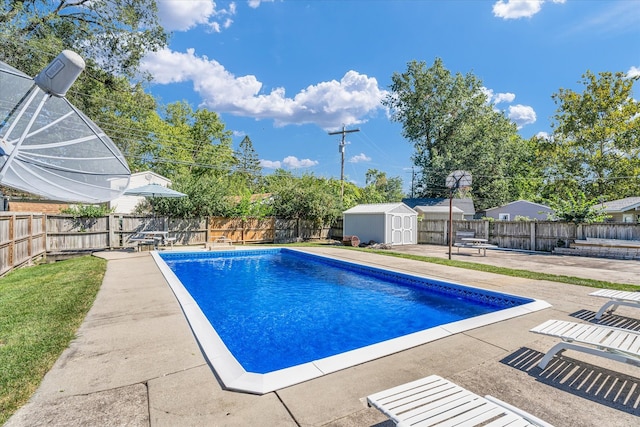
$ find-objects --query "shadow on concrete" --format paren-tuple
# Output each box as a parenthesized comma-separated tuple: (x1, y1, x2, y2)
(501, 347, 640, 416)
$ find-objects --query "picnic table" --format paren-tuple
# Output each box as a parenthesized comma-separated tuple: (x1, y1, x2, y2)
(455, 235, 497, 256)
(130, 231, 176, 251)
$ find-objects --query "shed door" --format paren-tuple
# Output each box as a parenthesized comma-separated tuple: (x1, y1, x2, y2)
(402, 215, 413, 244)
(391, 214, 413, 245)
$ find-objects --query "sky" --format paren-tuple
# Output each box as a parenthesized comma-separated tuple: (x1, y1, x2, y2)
(140, 0, 640, 192)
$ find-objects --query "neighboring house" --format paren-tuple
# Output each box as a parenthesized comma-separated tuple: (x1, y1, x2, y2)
(109, 171, 172, 214)
(403, 198, 476, 220)
(594, 197, 640, 223)
(343, 202, 417, 245)
(414, 205, 464, 221)
(481, 200, 554, 221)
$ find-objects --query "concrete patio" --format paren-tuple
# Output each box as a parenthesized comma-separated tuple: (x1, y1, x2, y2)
(5, 245, 640, 426)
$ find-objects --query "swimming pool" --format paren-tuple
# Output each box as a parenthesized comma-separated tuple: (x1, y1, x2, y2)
(152, 248, 550, 394)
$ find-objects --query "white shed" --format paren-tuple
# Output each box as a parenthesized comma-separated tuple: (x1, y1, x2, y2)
(343, 203, 417, 245)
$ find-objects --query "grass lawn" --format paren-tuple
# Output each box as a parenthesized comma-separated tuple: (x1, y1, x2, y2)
(0, 256, 106, 425)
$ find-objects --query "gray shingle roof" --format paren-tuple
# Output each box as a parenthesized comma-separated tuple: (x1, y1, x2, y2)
(594, 197, 640, 213)
(402, 198, 475, 215)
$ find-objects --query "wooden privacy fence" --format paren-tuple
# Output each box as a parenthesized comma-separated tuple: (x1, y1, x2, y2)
(0, 213, 46, 276)
(334, 218, 640, 252)
(3, 213, 640, 276)
(43, 215, 331, 253)
(207, 217, 332, 244)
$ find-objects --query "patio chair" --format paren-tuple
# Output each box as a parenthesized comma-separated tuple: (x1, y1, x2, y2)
(366, 375, 553, 427)
(530, 319, 640, 369)
(589, 289, 640, 320)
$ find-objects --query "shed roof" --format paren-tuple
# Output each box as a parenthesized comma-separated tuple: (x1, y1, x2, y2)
(343, 202, 416, 215)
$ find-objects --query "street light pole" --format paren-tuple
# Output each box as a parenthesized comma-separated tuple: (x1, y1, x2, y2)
(328, 125, 359, 200)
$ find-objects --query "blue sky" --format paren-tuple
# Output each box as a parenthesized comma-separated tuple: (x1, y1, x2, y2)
(141, 0, 639, 191)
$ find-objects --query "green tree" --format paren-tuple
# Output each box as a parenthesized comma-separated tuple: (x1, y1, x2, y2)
(265, 170, 342, 225)
(1, 0, 167, 77)
(359, 169, 404, 203)
(235, 136, 263, 192)
(541, 70, 640, 201)
(137, 102, 235, 181)
(151, 174, 234, 218)
(546, 190, 609, 223)
(383, 58, 538, 210)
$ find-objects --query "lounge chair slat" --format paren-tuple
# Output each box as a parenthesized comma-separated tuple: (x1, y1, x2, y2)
(531, 320, 640, 370)
(431, 405, 506, 427)
(401, 395, 488, 426)
(368, 376, 444, 403)
(375, 382, 453, 409)
(367, 375, 551, 427)
(387, 388, 475, 418)
(483, 412, 530, 427)
(590, 290, 640, 319)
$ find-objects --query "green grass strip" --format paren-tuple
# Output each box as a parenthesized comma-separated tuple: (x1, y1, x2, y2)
(0, 256, 106, 425)
(342, 246, 638, 291)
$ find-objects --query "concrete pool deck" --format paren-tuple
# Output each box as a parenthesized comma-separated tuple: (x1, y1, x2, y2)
(6, 245, 640, 426)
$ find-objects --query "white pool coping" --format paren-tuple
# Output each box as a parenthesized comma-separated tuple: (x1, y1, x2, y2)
(151, 248, 551, 395)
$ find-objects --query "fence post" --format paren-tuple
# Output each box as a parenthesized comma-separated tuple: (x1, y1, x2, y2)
(530, 222, 536, 251)
(8, 214, 14, 267)
(107, 214, 115, 249)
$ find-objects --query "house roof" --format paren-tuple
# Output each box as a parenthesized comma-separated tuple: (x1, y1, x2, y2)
(403, 198, 476, 215)
(343, 202, 416, 215)
(484, 199, 552, 213)
(415, 206, 464, 214)
(594, 197, 640, 213)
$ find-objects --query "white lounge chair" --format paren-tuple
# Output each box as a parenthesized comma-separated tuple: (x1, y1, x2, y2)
(366, 375, 553, 427)
(590, 289, 640, 320)
(530, 319, 640, 369)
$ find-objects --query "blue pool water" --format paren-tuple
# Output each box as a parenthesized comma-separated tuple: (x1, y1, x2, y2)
(160, 249, 531, 374)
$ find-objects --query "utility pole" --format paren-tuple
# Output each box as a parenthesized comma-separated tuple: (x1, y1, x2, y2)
(328, 125, 359, 200)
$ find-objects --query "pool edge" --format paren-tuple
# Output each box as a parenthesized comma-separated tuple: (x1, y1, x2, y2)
(151, 248, 551, 395)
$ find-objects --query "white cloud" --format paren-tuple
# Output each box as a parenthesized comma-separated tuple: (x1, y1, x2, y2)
(282, 156, 318, 169)
(482, 87, 516, 104)
(141, 48, 387, 129)
(492, 0, 565, 20)
(535, 131, 551, 140)
(508, 104, 537, 128)
(349, 153, 371, 163)
(260, 159, 281, 169)
(260, 156, 318, 169)
(248, 0, 274, 8)
(156, 1, 236, 32)
(628, 66, 640, 78)
(493, 92, 516, 104)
